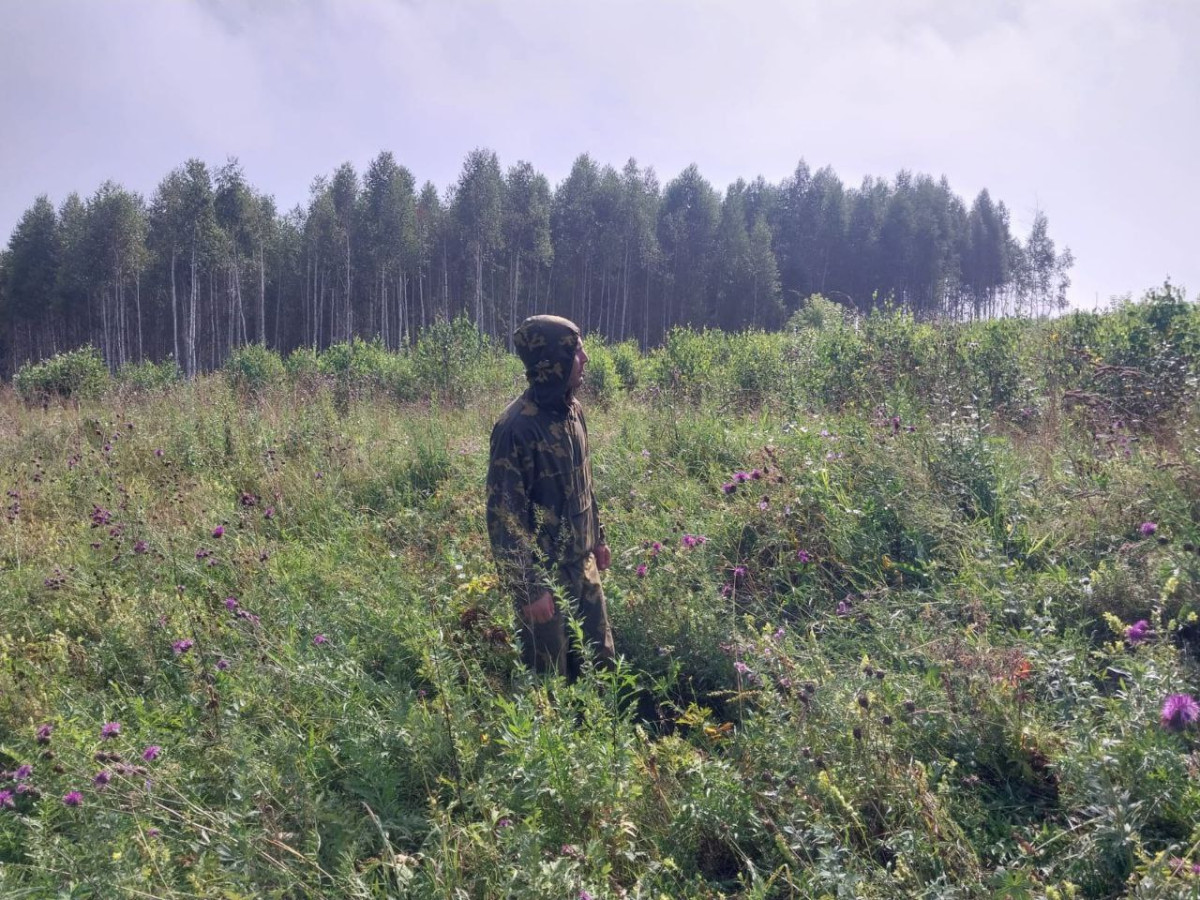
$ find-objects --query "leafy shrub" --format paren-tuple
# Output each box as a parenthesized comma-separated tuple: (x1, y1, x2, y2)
(412, 315, 503, 401)
(609, 340, 643, 391)
(115, 358, 180, 393)
(580, 337, 618, 405)
(13, 346, 110, 403)
(224, 343, 285, 393)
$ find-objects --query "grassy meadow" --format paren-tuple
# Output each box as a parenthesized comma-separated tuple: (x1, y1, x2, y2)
(3, 291, 1200, 899)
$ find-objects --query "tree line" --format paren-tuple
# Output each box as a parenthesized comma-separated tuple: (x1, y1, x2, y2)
(0, 149, 1073, 376)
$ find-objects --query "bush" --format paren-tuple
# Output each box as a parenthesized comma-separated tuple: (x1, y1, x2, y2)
(115, 358, 180, 393)
(13, 346, 110, 403)
(224, 344, 285, 393)
(580, 337, 618, 405)
(609, 340, 644, 391)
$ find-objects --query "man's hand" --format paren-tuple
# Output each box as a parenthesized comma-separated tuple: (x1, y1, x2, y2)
(520, 590, 556, 625)
(594, 543, 611, 571)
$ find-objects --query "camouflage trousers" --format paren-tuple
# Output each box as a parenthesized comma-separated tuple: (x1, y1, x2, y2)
(518, 552, 615, 680)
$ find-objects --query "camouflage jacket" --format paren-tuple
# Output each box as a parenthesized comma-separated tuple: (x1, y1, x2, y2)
(486, 387, 605, 609)
(486, 315, 605, 609)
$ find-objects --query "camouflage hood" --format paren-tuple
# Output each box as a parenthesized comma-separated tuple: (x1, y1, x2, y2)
(512, 315, 581, 410)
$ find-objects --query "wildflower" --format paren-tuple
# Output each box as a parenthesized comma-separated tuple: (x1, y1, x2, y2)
(641, 449, 650, 458)
(216, 659, 230, 671)
(313, 634, 328, 646)
(1161, 693, 1200, 731)
(62, 791, 83, 807)
(14, 765, 32, 781)
(172, 639, 194, 655)
(100, 722, 121, 740)
(315, 471, 323, 479)
(1140, 521, 1158, 537)
(734, 661, 751, 675)
(758, 498, 769, 510)
(1126, 620, 1150, 644)
(224, 597, 239, 611)
(133, 540, 148, 554)
(195, 548, 210, 560)
(93, 770, 111, 787)
(651, 541, 662, 555)
(154, 448, 163, 457)
(720, 583, 733, 598)
(212, 525, 224, 538)
(264, 506, 275, 519)
(773, 626, 785, 641)
(796, 549, 812, 564)
(142, 746, 161, 762)
(681, 534, 707, 548)
(636, 564, 647, 578)
(497, 817, 513, 828)
(0, 790, 13, 809)
(732, 565, 748, 579)
(722, 482, 737, 494)
(837, 599, 851, 617)
(580, 891, 594, 900)
(734, 471, 751, 483)
(751, 468, 762, 480)
(147, 828, 161, 837)
(240, 492, 257, 507)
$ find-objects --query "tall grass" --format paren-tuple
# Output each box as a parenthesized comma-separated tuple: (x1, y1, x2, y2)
(2, 289, 1200, 898)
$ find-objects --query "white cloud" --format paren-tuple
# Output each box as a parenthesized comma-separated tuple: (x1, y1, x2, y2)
(1, 0, 1196, 306)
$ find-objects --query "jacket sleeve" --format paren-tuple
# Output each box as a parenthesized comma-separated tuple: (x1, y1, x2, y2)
(578, 406, 606, 548)
(486, 423, 553, 609)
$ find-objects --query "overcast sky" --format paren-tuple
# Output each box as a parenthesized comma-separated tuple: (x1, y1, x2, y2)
(1, 0, 1196, 309)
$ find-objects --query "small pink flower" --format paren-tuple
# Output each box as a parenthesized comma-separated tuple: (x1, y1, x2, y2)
(1139, 521, 1158, 537)
(264, 507, 275, 519)
(636, 564, 647, 578)
(797, 549, 813, 564)
(212, 525, 225, 538)
(142, 745, 161, 762)
(100, 721, 121, 740)
(172, 639, 194, 655)
(224, 597, 239, 611)
(313, 634, 328, 646)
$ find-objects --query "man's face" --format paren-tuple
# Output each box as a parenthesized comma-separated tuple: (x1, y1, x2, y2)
(567, 342, 588, 392)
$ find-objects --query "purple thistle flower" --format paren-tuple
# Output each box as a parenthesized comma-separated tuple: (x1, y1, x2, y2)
(35, 723, 53, 744)
(721, 482, 737, 494)
(651, 541, 662, 555)
(93, 770, 111, 787)
(579, 891, 593, 900)
(497, 817, 513, 828)
(216, 659, 230, 671)
(636, 564, 647, 578)
(732, 565, 748, 579)
(147, 827, 161, 837)
(734, 661, 750, 675)
(1140, 521, 1158, 536)
(172, 639, 194, 655)
(313, 634, 328, 646)
(212, 525, 224, 538)
(797, 549, 813, 564)
(720, 583, 733, 597)
(682, 535, 698, 548)
(133, 540, 148, 554)
(0, 789, 13, 809)
(224, 596, 239, 611)
(837, 599, 852, 617)
(734, 471, 751, 483)
(773, 626, 786, 641)
(154, 448, 163, 457)
(14, 765, 32, 781)
(142, 746, 161, 762)
(1126, 620, 1150, 644)
(758, 498, 769, 510)
(1161, 693, 1200, 730)
(264, 506, 275, 519)
(100, 721, 121, 740)
(750, 468, 762, 480)
(62, 791, 83, 807)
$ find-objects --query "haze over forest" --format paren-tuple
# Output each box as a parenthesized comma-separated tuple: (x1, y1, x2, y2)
(1, 0, 1197, 374)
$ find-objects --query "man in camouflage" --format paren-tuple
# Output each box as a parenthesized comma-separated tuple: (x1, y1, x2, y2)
(486, 315, 615, 679)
